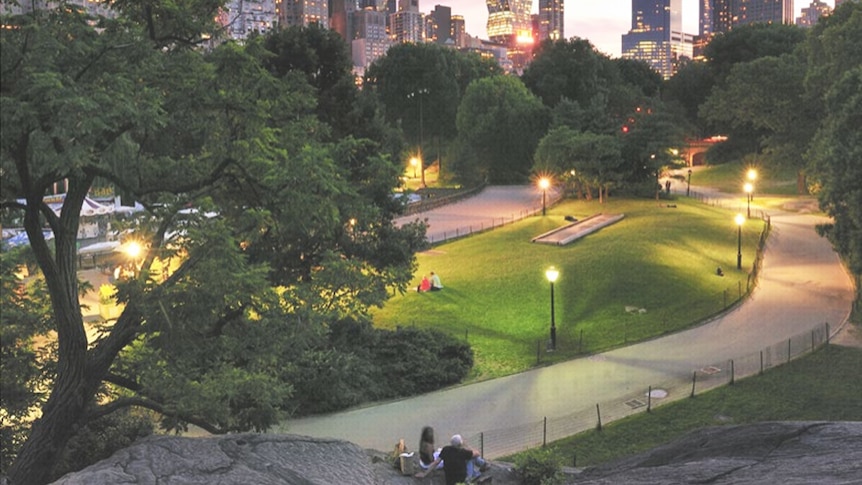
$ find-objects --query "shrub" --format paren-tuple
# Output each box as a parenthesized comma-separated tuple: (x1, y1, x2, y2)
(514, 448, 565, 485)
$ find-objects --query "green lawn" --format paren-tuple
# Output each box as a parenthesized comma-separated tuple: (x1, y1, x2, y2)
(690, 160, 800, 196)
(373, 196, 764, 381)
(502, 344, 862, 468)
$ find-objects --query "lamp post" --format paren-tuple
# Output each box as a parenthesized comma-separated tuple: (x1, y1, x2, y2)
(686, 169, 692, 197)
(747, 169, 757, 201)
(539, 177, 550, 215)
(545, 266, 559, 350)
(408, 88, 429, 187)
(410, 157, 418, 179)
(744, 182, 753, 218)
(735, 213, 745, 270)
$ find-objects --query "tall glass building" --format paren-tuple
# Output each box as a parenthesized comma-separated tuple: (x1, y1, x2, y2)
(486, 0, 533, 44)
(538, 0, 564, 41)
(621, 0, 683, 79)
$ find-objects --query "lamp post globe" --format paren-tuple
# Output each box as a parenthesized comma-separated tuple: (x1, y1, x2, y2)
(735, 214, 745, 270)
(545, 267, 559, 350)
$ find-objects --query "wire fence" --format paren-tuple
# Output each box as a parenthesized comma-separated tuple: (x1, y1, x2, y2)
(464, 321, 834, 460)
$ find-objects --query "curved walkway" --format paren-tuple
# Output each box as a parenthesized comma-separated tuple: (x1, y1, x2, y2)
(284, 186, 854, 456)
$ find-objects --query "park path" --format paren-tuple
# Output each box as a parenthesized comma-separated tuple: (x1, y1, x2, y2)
(283, 185, 854, 456)
(395, 185, 560, 244)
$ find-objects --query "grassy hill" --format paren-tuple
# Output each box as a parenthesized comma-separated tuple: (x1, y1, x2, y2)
(373, 196, 765, 381)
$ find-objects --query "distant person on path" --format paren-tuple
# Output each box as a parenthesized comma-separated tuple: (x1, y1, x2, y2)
(430, 272, 443, 291)
(665, 179, 671, 194)
(418, 426, 442, 470)
(418, 275, 431, 292)
(415, 434, 486, 484)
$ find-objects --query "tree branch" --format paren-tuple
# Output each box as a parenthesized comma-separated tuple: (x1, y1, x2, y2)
(85, 397, 227, 434)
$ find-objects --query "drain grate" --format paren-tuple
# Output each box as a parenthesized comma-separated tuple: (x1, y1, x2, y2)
(625, 399, 646, 409)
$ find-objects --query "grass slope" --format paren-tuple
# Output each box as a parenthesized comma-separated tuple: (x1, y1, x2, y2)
(689, 160, 800, 195)
(504, 345, 862, 468)
(373, 196, 763, 381)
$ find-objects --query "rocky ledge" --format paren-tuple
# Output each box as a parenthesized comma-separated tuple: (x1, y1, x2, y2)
(47, 421, 861, 484)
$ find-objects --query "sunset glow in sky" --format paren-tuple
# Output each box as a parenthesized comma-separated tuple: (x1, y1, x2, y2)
(419, 0, 832, 58)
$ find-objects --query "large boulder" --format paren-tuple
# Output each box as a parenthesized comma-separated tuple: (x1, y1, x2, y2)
(570, 421, 862, 484)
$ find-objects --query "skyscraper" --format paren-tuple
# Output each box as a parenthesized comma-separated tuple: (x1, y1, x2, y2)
(429, 5, 453, 44)
(538, 0, 564, 41)
(705, 0, 794, 34)
(280, 0, 329, 28)
(796, 0, 831, 27)
(486, 0, 533, 44)
(222, 0, 278, 40)
(390, 0, 424, 43)
(621, 0, 683, 79)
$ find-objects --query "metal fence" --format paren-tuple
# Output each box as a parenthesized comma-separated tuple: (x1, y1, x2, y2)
(464, 321, 834, 460)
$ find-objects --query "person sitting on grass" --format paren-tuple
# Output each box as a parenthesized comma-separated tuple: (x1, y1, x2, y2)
(418, 275, 431, 292)
(430, 271, 443, 291)
(415, 434, 486, 484)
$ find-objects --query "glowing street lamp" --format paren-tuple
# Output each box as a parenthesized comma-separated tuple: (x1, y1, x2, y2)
(545, 266, 559, 350)
(539, 177, 550, 216)
(747, 169, 758, 201)
(744, 182, 753, 218)
(735, 214, 745, 270)
(410, 157, 419, 179)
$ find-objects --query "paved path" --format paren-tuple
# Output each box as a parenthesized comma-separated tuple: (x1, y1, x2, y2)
(395, 185, 560, 244)
(283, 185, 854, 455)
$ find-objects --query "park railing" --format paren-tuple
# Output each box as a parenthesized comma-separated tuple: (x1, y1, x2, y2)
(463, 321, 834, 461)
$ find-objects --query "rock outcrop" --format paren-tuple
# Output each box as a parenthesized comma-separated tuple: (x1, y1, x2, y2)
(48, 422, 862, 485)
(570, 421, 862, 484)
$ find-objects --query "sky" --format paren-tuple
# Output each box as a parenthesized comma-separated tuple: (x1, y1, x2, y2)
(419, 1, 832, 58)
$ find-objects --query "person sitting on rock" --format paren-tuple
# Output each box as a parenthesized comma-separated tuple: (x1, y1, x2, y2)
(415, 434, 486, 484)
(418, 426, 443, 470)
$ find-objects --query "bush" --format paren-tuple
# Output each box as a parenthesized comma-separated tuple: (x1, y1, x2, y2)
(289, 318, 473, 416)
(514, 448, 565, 485)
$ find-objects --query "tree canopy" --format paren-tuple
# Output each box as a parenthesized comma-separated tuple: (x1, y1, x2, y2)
(0, 7, 428, 484)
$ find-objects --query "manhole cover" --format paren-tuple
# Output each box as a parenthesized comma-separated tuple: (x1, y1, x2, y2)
(700, 366, 722, 375)
(647, 389, 668, 399)
(625, 399, 646, 409)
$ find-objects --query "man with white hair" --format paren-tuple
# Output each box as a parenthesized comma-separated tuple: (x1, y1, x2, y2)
(415, 434, 486, 484)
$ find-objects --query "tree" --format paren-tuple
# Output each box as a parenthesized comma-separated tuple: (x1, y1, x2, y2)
(613, 58, 663, 98)
(533, 127, 624, 203)
(704, 23, 807, 83)
(663, 61, 715, 137)
(804, 1, 862, 314)
(454, 76, 549, 183)
(619, 107, 687, 197)
(521, 38, 613, 110)
(701, 54, 813, 192)
(0, 9, 425, 484)
(365, 43, 500, 178)
(261, 24, 358, 140)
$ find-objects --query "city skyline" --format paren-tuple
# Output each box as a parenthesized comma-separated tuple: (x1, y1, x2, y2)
(419, 0, 836, 58)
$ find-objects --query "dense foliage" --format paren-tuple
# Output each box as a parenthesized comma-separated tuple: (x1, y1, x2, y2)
(0, 6, 432, 483)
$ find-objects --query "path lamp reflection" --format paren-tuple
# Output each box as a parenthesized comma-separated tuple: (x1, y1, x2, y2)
(744, 182, 753, 219)
(545, 266, 559, 350)
(735, 214, 745, 270)
(539, 177, 550, 216)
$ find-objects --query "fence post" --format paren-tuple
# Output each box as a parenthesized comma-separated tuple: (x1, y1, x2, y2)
(690, 371, 697, 398)
(811, 330, 815, 353)
(788, 339, 792, 362)
(543, 417, 547, 447)
(730, 359, 735, 385)
(596, 404, 602, 431)
(573, 453, 577, 468)
(647, 386, 652, 412)
(760, 351, 764, 375)
(826, 322, 830, 345)
(480, 432, 484, 457)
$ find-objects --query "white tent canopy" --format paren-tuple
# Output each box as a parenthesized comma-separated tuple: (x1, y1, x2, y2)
(17, 193, 114, 217)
